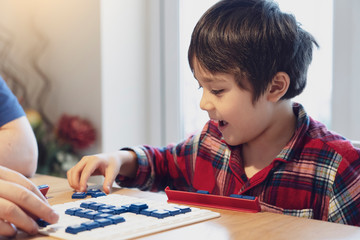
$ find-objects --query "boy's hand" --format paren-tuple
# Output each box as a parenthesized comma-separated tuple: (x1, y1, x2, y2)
(0, 166, 59, 237)
(67, 150, 137, 194)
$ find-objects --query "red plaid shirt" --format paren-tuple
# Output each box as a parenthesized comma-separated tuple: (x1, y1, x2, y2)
(117, 103, 360, 225)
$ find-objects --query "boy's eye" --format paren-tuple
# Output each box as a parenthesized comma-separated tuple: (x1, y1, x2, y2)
(211, 89, 224, 95)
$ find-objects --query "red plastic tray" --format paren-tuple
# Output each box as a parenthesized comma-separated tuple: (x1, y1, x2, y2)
(165, 187, 260, 213)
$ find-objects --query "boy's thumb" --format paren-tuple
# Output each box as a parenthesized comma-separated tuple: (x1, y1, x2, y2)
(103, 166, 118, 194)
(103, 177, 114, 194)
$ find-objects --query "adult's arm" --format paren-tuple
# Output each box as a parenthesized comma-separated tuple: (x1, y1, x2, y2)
(0, 116, 38, 177)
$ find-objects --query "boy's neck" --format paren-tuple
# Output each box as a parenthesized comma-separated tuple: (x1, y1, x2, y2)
(242, 101, 296, 178)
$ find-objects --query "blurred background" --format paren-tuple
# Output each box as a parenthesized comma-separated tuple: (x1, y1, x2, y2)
(0, 0, 358, 176)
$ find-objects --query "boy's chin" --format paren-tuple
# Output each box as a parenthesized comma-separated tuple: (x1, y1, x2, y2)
(222, 137, 242, 147)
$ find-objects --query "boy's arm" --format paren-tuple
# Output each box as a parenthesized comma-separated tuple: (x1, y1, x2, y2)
(0, 116, 38, 177)
(328, 148, 360, 226)
(116, 133, 201, 192)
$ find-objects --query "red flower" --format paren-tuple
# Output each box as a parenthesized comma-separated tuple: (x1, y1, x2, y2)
(55, 114, 96, 150)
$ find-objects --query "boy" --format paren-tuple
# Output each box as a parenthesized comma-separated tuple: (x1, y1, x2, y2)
(67, 0, 360, 226)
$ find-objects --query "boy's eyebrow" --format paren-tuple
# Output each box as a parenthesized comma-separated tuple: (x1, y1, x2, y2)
(194, 72, 227, 82)
(196, 76, 227, 83)
(194, 76, 212, 84)
(202, 77, 215, 82)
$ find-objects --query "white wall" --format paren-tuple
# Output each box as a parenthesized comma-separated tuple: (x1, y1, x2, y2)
(100, 0, 148, 151)
(0, 0, 157, 155)
(0, 0, 103, 154)
(101, 0, 181, 149)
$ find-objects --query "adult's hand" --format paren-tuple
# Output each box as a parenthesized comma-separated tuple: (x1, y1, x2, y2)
(0, 166, 59, 237)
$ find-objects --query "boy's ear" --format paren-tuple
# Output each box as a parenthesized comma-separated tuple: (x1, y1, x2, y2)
(267, 72, 290, 102)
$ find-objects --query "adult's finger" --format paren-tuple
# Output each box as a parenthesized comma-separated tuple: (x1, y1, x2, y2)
(0, 166, 47, 203)
(0, 219, 17, 237)
(0, 198, 38, 235)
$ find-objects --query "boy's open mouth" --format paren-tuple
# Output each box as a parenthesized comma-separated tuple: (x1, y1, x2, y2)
(219, 120, 228, 127)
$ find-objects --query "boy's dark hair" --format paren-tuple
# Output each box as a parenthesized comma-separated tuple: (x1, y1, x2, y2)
(188, 0, 319, 102)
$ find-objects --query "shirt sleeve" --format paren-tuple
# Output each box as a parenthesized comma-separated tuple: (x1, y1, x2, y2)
(115, 132, 201, 192)
(0, 76, 25, 127)
(328, 145, 360, 226)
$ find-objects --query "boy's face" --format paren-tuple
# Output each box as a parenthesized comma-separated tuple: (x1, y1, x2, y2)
(193, 58, 273, 146)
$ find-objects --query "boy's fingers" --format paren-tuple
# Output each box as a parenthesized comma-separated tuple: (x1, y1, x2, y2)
(103, 169, 117, 194)
(67, 158, 90, 191)
(103, 157, 121, 194)
(67, 164, 83, 191)
(78, 158, 101, 192)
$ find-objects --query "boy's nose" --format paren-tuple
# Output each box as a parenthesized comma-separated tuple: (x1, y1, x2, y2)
(200, 93, 214, 112)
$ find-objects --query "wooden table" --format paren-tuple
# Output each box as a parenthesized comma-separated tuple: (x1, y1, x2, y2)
(14, 174, 360, 240)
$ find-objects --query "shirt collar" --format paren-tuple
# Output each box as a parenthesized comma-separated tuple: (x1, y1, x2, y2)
(275, 102, 310, 162)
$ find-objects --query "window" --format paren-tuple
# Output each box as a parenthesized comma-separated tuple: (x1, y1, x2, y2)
(179, 0, 218, 137)
(179, 0, 334, 138)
